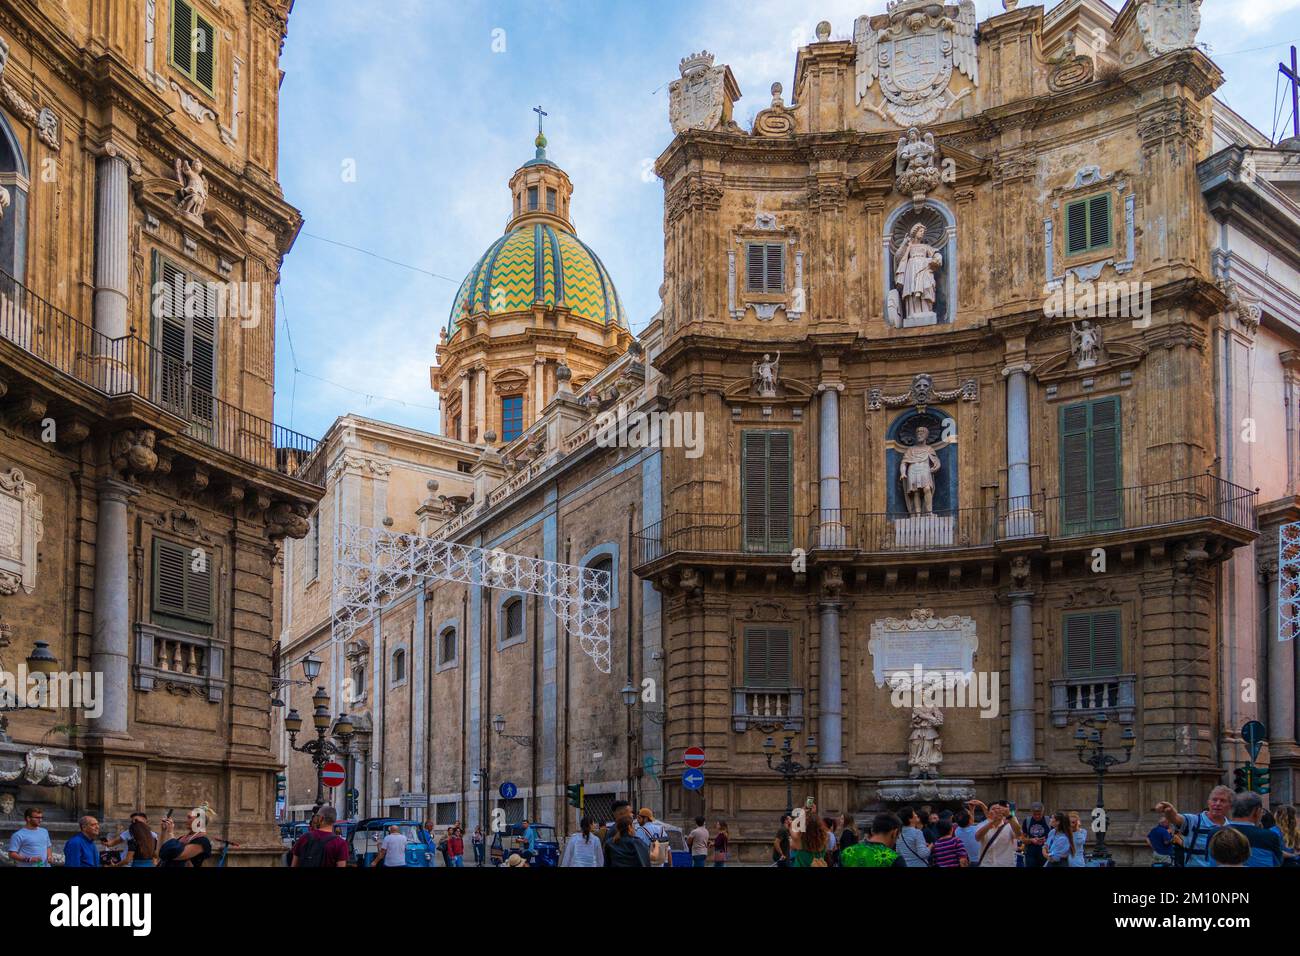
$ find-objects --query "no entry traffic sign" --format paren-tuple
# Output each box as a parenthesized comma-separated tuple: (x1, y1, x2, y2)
(684, 747, 706, 769)
(322, 762, 346, 789)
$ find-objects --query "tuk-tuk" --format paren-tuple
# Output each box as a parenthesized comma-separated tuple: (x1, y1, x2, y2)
(490, 823, 559, 867)
(349, 818, 437, 868)
(280, 821, 309, 847)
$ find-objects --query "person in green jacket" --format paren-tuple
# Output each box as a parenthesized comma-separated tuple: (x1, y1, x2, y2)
(841, 813, 908, 869)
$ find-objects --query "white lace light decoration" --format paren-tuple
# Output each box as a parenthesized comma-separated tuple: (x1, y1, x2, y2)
(333, 524, 612, 672)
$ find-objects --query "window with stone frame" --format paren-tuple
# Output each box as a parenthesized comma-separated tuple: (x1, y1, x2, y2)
(500, 597, 525, 648)
(502, 395, 524, 442)
(436, 802, 458, 826)
(745, 242, 785, 293)
(742, 626, 792, 688)
(169, 0, 218, 96)
(391, 647, 407, 685)
(151, 538, 214, 636)
(1059, 396, 1122, 535)
(438, 625, 458, 668)
(151, 251, 218, 426)
(741, 430, 793, 553)
(498, 797, 525, 825)
(350, 662, 366, 702)
(1064, 192, 1113, 256)
(1062, 610, 1121, 679)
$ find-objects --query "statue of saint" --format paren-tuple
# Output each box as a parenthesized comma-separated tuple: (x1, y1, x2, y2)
(895, 127, 937, 178)
(908, 706, 944, 780)
(752, 352, 781, 398)
(899, 425, 942, 516)
(1071, 320, 1102, 369)
(894, 223, 943, 324)
(175, 157, 208, 218)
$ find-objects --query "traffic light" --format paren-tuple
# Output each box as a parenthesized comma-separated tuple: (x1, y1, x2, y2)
(275, 773, 287, 799)
(1233, 766, 1249, 793)
(566, 782, 584, 810)
(1255, 767, 1271, 795)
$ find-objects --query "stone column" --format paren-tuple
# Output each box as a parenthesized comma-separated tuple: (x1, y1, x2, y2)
(818, 384, 844, 547)
(818, 598, 843, 765)
(534, 359, 546, 424)
(459, 373, 471, 443)
(93, 150, 131, 340)
(412, 587, 427, 794)
(1003, 363, 1034, 536)
(90, 479, 138, 737)
(475, 367, 487, 442)
(1265, 562, 1298, 799)
(1009, 590, 1036, 766)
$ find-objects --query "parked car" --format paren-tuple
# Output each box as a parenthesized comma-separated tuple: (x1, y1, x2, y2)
(348, 818, 437, 868)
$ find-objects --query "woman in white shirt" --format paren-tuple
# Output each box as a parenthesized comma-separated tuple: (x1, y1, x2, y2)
(560, 816, 604, 867)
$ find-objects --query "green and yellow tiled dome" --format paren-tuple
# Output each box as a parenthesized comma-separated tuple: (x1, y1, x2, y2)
(447, 223, 628, 336)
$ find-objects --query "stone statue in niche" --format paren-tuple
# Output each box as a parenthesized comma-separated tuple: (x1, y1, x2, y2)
(174, 157, 208, 220)
(908, 706, 944, 779)
(895, 224, 943, 327)
(1071, 320, 1103, 369)
(752, 352, 781, 398)
(899, 425, 942, 516)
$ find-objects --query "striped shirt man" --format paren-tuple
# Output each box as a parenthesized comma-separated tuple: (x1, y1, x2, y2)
(931, 832, 969, 868)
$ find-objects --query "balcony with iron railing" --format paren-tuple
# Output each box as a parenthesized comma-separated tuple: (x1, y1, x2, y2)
(633, 473, 1258, 571)
(0, 270, 322, 486)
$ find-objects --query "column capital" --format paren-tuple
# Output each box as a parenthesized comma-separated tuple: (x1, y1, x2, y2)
(96, 477, 141, 504)
(817, 382, 845, 393)
(1001, 363, 1033, 379)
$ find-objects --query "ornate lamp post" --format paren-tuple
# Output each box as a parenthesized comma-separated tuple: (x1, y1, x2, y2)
(1074, 713, 1135, 866)
(285, 684, 354, 807)
(0, 618, 60, 743)
(762, 728, 819, 817)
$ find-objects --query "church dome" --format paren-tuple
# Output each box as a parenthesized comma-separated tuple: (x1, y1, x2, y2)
(447, 222, 628, 336)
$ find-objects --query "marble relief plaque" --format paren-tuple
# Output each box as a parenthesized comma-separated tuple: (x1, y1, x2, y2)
(0, 468, 43, 595)
(868, 608, 977, 688)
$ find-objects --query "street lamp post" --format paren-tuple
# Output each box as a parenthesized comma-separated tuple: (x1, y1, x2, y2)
(471, 767, 488, 866)
(1074, 713, 1135, 866)
(285, 684, 355, 807)
(762, 729, 819, 817)
(0, 623, 60, 742)
(492, 713, 533, 748)
(621, 682, 666, 808)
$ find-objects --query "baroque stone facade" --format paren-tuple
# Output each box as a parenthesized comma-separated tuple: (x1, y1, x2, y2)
(0, 0, 319, 864)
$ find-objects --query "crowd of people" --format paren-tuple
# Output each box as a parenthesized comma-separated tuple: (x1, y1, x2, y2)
(10, 784, 1300, 868)
(5, 804, 222, 867)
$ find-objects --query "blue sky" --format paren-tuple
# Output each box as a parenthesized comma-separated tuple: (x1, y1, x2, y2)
(274, 0, 1300, 440)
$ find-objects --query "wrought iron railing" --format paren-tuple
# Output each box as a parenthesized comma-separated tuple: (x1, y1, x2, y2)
(0, 270, 321, 485)
(633, 475, 1256, 566)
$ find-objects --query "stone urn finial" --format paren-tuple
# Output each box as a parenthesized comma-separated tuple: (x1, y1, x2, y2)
(816, 21, 832, 42)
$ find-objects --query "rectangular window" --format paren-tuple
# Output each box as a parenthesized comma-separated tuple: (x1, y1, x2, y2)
(546, 188, 557, 213)
(458, 461, 474, 474)
(152, 252, 217, 426)
(498, 797, 525, 825)
(502, 395, 524, 442)
(169, 0, 217, 95)
(435, 802, 458, 826)
(745, 242, 785, 293)
(528, 187, 539, 211)
(1060, 397, 1122, 534)
(1064, 193, 1112, 255)
(438, 627, 457, 667)
(743, 627, 792, 687)
(502, 599, 525, 645)
(741, 430, 793, 553)
(1063, 611, 1121, 678)
(152, 539, 213, 634)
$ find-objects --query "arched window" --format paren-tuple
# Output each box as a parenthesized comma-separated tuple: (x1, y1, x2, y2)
(390, 647, 407, 685)
(500, 597, 525, 648)
(0, 111, 30, 283)
(439, 627, 457, 667)
(580, 544, 620, 610)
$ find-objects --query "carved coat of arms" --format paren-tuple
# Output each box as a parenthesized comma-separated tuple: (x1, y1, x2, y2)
(668, 51, 738, 134)
(855, 0, 978, 127)
(1135, 0, 1201, 57)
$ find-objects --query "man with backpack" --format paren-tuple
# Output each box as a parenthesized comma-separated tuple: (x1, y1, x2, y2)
(1155, 785, 1233, 868)
(635, 807, 672, 867)
(291, 806, 349, 868)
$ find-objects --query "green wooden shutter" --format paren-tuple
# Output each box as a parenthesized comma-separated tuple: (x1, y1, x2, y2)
(741, 431, 793, 553)
(1088, 194, 1112, 251)
(765, 243, 785, 292)
(743, 627, 768, 685)
(171, 0, 194, 75)
(1090, 397, 1121, 527)
(152, 540, 213, 627)
(1063, 611, 1121, 678)
(189, 279, 217, 424)
(1060, 398, 1123, 534)
(1065, 200, 1088, 255)
(193, 14, 216, 93)
(746, 244, 765, 292)
(1060, 403, 1091, 531)
(745, 627, 793, 687)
